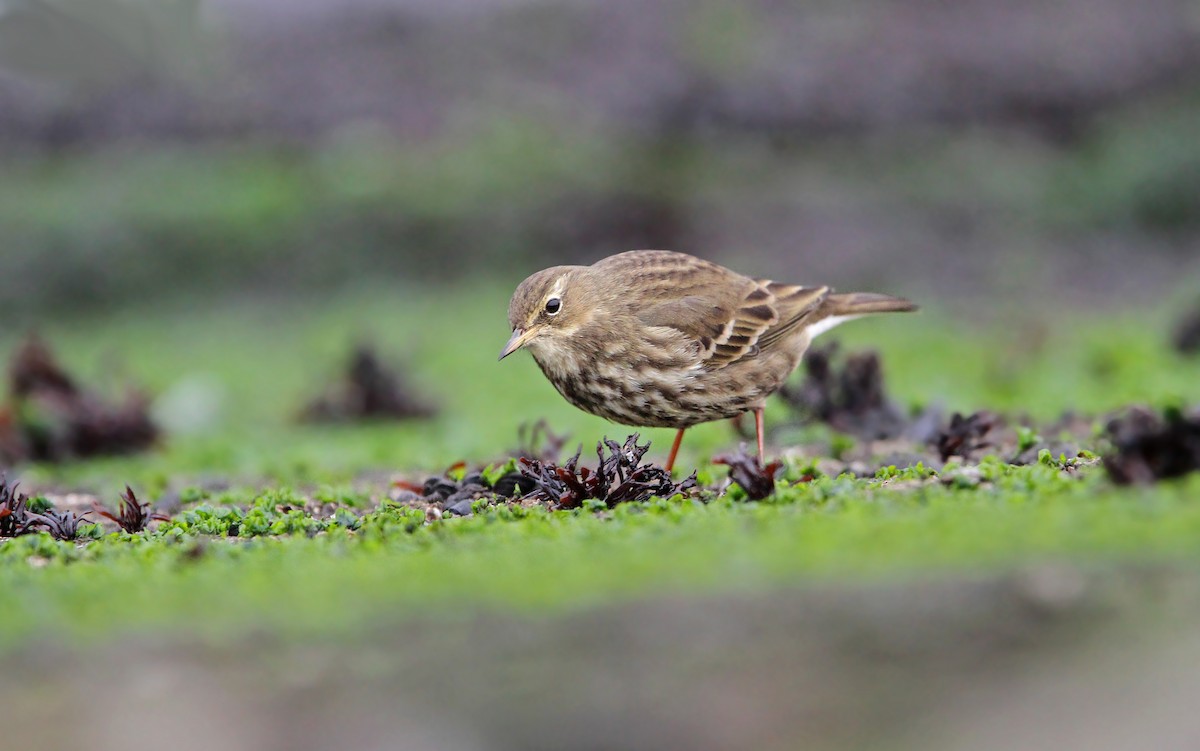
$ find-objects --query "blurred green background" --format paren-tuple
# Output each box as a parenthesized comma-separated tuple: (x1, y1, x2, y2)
(2, 0, 1200, 322)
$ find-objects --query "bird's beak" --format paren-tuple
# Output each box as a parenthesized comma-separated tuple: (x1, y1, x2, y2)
(498, 327, 535, 361)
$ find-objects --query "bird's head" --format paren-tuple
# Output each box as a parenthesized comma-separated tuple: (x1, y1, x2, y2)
(499, 265, 593, 361)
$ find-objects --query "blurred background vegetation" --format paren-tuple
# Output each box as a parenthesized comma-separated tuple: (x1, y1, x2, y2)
(2, 0, 1199, 324)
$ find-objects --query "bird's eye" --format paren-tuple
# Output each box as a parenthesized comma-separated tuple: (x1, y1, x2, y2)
(544, 297, 562, 315)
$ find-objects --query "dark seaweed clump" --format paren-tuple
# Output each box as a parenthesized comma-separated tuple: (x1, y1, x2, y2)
(301, 345, 437, 423)
(25, 508, 92, 541)
(713, 448, 783, 501)
(395, 464, 538, 517)
(778, 343, 912, 441)
(1, 474, 92, 540)
(1174, 304, 1200, 355)
(935, 411, 1002, 462)
(0, 476, 36, 538)
(519, 435, 697, 510)
(1104, 406, 1200, 485)
(0, 334, 158, 463)
(95, 486, 168, 533)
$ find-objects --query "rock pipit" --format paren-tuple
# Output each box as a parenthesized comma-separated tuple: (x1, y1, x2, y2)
(500, 250, 916, 471)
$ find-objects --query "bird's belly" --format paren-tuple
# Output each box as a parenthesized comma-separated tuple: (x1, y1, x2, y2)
(541, 362, 776, 429)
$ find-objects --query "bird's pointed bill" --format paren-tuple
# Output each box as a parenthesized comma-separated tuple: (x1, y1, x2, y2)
(499, 328, 534, 360)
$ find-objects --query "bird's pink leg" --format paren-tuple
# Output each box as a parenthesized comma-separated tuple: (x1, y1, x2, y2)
(754, 408, 766, 466)
(665, 428, 687, 473)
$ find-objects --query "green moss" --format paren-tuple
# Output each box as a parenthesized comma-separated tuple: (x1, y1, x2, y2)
(0, 280, 1197, 654)
(2, 465, 1200, 654)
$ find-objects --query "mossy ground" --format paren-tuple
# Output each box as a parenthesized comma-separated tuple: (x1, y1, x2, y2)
(1, 284, 1198, 654)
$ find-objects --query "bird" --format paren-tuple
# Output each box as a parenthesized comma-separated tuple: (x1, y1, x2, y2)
(499, 250, 917, 472)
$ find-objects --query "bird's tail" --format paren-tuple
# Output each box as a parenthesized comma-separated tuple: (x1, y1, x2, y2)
(805, 292, 918, 339)
(823, 292, 918, 317)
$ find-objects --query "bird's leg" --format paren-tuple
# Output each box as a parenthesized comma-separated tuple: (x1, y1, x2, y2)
(665, 428, 687, 473)
(754, 408, 766, 466)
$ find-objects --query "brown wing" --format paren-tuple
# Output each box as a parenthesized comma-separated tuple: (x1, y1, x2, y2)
(613, 251, 828, 370)
(753, 281, 831, 351)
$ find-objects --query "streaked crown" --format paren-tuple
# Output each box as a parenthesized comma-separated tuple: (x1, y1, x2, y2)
(507, 265, 580, 332)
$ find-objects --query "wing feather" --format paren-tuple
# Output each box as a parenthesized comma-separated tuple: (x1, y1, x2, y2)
(599, 250, 907, 371)
(632, 280, 824, 368)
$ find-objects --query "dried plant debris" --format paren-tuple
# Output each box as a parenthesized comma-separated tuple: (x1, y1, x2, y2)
(714, 448, 784, 501)
(514, 419, 570, 462)
(95, 486, 168, 533)
(392, 433, 697, 519)
(394, 463, 537, 516)
(10, 335, 76, 399)
(775, 344, 1102, 470)
(1174, 304, 1200, 355)
(26, 508, 92, 541)
(1, 334, 159, 463)
(1104, 406, 1200, 485)
(519, 435, 697, 510)
(301, 344, 437, 423)
(2, 475, 94, 539)
(0, 476, 37, 537)
(778, 344, 914, 441)
(935, 412, 1002, 462)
